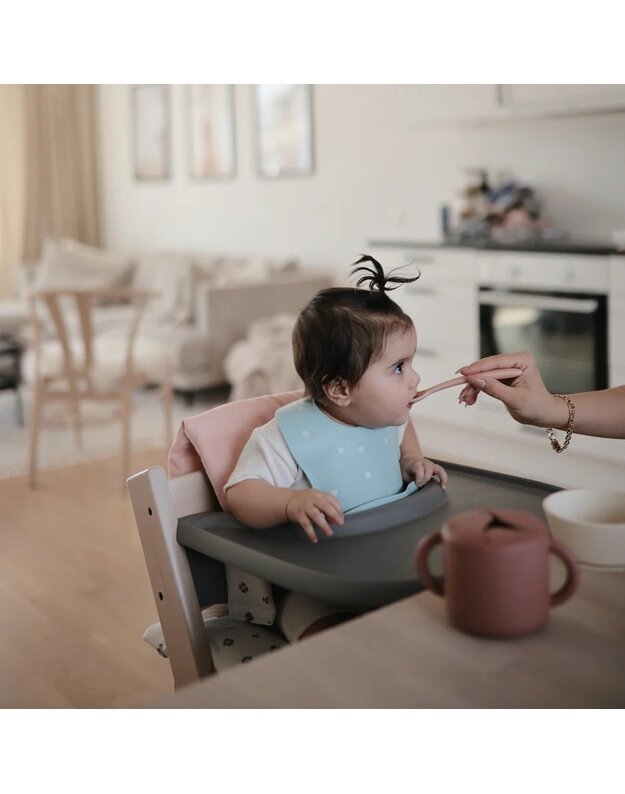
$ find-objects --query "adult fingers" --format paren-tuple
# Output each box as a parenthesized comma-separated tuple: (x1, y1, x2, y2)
(459, 384, 479, 406)
(465, 375, 520, 407)
(456, 351, 531, 376)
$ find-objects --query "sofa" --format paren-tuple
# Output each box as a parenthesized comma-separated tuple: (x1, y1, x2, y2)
(1, 238, 334, 399)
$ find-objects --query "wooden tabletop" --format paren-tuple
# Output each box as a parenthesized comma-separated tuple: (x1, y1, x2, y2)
(152, 568, 625, 708)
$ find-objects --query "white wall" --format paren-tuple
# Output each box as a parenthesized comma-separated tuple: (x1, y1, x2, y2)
(98, 85, 625, 266)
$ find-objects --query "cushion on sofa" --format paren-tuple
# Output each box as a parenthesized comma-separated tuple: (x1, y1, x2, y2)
(35, 238, 135, 295)
(208, 256, 298, 288)
(132, 253, 195, 324)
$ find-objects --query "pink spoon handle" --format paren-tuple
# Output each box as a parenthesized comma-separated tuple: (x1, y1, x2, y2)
(412, 368, 522, 403)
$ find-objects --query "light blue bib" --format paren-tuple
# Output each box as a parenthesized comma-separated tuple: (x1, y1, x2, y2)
(275, 398, 418, 515)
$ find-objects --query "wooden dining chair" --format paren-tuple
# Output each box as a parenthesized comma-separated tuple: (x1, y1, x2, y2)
(24, 288, 173, 487)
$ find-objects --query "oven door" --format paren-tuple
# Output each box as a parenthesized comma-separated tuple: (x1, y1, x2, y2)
(479, 288, 607, 394)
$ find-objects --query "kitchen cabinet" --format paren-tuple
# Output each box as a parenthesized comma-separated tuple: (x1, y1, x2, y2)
(368, 245, 479, 421)
(408, 84, 625, 126)
(369, 242, 625, 471)
(500, 84, 625, 115)
(479, 253, 610, 294)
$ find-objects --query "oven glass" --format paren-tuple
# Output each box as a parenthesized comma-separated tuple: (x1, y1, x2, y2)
(480, 290, 607, 394)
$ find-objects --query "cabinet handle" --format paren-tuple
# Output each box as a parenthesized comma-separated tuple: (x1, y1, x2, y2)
(480, 291, 598, 314)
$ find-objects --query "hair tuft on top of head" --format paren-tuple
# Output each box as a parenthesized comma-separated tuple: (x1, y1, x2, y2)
(351, 254, 420, 293)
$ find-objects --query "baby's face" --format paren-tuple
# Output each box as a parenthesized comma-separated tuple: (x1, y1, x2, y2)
(348, 327, 420, 427)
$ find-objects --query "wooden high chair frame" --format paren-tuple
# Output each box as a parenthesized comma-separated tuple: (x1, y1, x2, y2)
(127, 465, 220, 688)
(27, 288, 173, 487)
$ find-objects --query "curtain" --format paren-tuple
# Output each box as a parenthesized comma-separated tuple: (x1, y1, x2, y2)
(0, 85, 27, 297)
(0, 84, 100, 299)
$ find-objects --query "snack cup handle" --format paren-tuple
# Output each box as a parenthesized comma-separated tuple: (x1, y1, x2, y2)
(415, 531, 445, 596)
(549, 538, 580, 606)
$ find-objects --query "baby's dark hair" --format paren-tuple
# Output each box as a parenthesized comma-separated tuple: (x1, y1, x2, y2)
(293, 255, 420, 403)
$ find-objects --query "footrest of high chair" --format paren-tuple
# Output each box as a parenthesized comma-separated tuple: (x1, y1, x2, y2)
(143, 612, 288, 672)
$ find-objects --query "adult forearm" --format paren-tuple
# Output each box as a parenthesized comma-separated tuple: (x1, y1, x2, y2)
(565, 386, 625, 439)
(226, 479, 294, 528)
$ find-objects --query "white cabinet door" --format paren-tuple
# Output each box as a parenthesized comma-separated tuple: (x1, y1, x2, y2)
(479, 252, 610, 294)
(368, 245, 478, 282)
(500, 85, 625, 115)
(408, 84, 625, 126)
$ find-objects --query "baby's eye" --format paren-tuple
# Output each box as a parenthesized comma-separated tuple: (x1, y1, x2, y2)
(393, 363, 403, 374)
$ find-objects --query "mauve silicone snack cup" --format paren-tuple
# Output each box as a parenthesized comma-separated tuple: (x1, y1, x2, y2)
(415, 508, 579, 638)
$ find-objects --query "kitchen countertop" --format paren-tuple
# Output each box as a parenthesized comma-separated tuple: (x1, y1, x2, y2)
(368, 238, 625, 256)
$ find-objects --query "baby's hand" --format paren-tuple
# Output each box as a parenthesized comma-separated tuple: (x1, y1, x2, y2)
(285, 489, 344, 544)
(402, 457, 448, 490)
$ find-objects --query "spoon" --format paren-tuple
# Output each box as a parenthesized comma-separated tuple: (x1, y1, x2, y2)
(411, 368, 523, 404)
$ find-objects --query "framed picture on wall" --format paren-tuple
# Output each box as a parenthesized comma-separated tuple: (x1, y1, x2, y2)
(254, 85, 314, 178)
(187, 85, 236, 180)
(131, 85, 171, 181)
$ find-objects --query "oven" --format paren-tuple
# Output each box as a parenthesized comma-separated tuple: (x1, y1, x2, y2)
(479, 287, 608, 394)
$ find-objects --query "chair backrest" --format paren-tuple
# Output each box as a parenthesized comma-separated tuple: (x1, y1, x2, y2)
(29, 288, 153, 392)
(127, 391, 303, 688)
(168, 389, 304, 508)
(127, 465, 218, 688)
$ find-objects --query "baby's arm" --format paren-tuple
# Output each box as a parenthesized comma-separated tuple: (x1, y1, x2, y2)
(224, 421, 343, 543)
(400, 420, 448, 489)
(227, 481, 343, 543)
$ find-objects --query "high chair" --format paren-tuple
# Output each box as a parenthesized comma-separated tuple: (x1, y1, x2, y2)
(127, 391, 304, 688)
(127, 390, 450, 689)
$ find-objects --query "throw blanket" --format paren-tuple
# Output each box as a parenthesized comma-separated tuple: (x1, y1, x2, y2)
(223, 314, 303, 402)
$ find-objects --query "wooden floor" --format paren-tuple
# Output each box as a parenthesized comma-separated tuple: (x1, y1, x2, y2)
(0, 449, 175, 708)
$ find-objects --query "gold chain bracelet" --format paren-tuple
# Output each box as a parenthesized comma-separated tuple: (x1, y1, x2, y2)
(545, 394, 576, 453)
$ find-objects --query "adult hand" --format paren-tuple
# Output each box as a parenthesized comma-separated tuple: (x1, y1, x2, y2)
(285, 489, 344, 543)
(456, 351, 568, 429)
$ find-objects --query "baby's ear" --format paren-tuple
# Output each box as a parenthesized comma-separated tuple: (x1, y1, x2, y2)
(323, 378, 351, 407)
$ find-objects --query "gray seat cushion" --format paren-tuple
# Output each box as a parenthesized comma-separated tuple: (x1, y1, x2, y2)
(143, 615, 287, 672)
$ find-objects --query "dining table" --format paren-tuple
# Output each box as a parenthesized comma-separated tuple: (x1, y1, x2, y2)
(151, 565, 625, 708)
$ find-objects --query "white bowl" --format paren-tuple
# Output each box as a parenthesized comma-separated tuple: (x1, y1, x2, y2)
(543, 490, 625, 570)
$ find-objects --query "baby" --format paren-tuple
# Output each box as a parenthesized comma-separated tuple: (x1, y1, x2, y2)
(224, 255, 447, 640)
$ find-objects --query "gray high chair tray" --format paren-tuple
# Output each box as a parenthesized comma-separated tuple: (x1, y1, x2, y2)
(177, 461, 560, 609)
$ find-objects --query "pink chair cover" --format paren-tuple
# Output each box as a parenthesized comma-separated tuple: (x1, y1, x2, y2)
(167, 390, 304, 510)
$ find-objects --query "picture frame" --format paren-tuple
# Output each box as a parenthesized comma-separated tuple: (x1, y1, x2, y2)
(131, 85, 171, 181)
(254, 85, 315, 179)
(187, 85, 236, 180)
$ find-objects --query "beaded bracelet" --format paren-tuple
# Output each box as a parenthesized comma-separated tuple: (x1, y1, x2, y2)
(546, 394, 576, 453)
